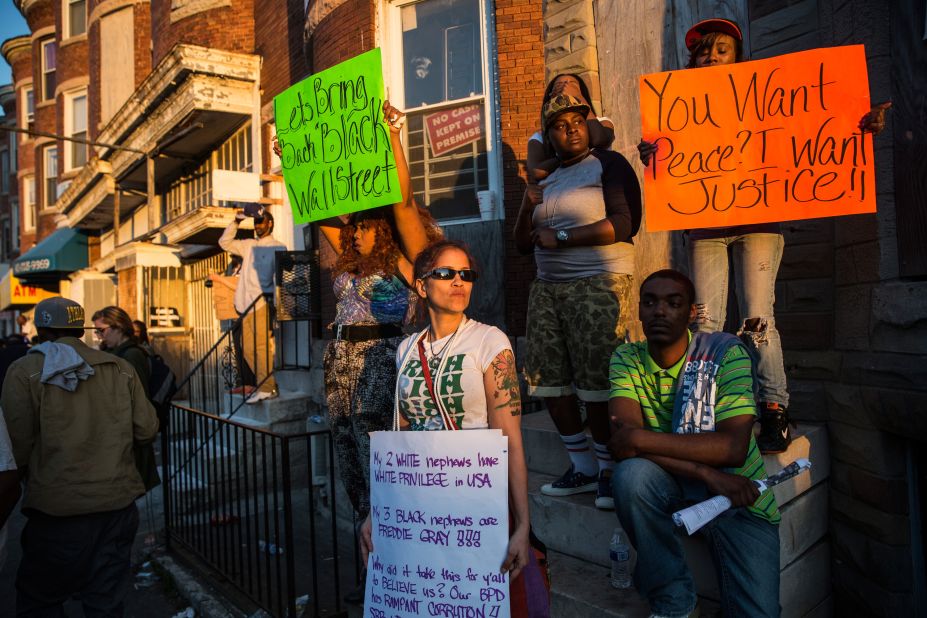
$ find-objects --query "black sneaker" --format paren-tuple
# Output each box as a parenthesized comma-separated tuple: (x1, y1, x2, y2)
(540, 465, 598, 496)
(757, 403, 791, 454)
(594, 470, 615, 510)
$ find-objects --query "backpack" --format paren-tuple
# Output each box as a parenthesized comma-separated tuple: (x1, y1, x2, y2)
(147, 352, 178, 427)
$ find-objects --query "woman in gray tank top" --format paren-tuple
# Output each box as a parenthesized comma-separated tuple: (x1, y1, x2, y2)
(514, 94, 642, 511)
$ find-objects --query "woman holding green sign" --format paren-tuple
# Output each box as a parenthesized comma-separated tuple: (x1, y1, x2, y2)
(304, 101, 441, 601)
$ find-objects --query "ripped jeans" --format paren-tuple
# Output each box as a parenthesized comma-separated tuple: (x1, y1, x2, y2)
(689, 233, 789, 408)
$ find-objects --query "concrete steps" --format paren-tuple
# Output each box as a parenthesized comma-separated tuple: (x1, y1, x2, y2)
(521, 412, 831, 617)
(165, 386, 322, 515)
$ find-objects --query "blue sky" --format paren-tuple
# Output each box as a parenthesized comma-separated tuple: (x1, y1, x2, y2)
(0, 1, 29, 86)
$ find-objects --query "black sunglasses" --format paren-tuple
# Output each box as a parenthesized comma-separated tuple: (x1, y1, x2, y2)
(425, 267, 479, 282)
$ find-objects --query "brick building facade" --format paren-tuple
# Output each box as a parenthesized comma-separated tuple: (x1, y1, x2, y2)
(0, 0, 921, 613)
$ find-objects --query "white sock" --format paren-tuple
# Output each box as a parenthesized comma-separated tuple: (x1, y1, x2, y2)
(559, 431, 597, 477)
(594, 441, 614, 474)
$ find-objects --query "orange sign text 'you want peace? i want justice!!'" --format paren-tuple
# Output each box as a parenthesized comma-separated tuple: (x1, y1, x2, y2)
(639, 45, 876, 232)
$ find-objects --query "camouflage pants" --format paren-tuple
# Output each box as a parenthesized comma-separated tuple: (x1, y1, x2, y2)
(525, 273, 632, 402)
(323, 336, 402, 518)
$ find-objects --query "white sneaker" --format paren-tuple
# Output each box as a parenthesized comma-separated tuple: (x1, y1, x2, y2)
(246, 389, 277, 404)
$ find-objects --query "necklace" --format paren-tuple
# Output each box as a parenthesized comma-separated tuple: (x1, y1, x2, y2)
(429, 332, 453, 361)
(428, 317, 466, 360)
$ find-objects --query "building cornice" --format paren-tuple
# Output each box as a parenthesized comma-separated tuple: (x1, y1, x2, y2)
(1, 36, 31, 66)
(58, 158, 113, 222)
(30, 26, 55, 41)
(159, 206, 241, 245)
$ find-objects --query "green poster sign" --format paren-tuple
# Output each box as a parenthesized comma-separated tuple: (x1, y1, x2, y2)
(274, 48, 401, 224)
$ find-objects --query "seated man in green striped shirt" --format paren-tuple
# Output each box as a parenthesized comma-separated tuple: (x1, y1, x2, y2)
(608, 269, 780, 618)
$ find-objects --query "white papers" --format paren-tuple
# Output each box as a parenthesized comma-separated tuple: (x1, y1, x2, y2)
(365, 430, 511, 618)
(672, 458, 812, 535)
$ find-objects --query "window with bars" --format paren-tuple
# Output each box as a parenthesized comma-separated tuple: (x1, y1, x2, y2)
(389, 0, 497, 222)
(164, 123, 253, 221)
(142, 266, 186, 328)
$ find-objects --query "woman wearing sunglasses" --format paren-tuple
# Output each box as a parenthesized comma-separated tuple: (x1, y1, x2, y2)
(360, 239, 546, 616)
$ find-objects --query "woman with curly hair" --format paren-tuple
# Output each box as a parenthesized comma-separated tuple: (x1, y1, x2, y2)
(312, 102, 441, 601)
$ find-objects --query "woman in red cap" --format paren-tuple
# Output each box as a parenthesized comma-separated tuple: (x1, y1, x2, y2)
(639, 18, 890, 456)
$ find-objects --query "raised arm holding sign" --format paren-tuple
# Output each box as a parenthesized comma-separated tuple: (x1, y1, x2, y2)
(639, 44, 878, 231)
(274, 52, 444, 607)
(274, 48, 404, 224)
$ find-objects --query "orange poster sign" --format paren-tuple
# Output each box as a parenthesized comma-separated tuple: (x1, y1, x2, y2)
(639, 45, 875, 232)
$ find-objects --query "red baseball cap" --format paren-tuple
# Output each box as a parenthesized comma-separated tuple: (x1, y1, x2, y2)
(685, 18, 743, 52)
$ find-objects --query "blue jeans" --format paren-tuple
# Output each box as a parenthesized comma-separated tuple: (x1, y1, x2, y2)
(611, 458, 780, 618)
(688, 233, 789, 408)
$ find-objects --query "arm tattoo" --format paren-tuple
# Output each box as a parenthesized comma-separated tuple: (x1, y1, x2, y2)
(491, 349, 522, 416)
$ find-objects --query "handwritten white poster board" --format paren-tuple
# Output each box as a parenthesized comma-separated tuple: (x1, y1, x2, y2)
(365, 430, 511, 618)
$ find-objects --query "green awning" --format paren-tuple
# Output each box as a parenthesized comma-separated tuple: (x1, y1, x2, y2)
(13, 228, 90, 279)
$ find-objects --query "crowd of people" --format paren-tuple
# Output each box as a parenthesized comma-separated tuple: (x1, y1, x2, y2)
(343, 17, 886, 618)
(0, 15, 892, 618)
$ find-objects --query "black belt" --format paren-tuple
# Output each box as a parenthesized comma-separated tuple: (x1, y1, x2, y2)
(330, 323, 403, 342)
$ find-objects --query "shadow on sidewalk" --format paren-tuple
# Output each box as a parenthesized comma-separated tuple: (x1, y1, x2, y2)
(0, 489, 186, 618)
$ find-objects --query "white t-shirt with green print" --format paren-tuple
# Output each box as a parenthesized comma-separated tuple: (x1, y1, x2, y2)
(395, 319, 510, 431)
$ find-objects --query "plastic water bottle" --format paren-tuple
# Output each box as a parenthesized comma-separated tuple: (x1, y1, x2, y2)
(609, 528, 632, 589)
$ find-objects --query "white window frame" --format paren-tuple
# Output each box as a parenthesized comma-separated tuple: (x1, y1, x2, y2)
(22, 175, 35, 231)
(381, 0, 502, 226)
(41, 40, 56, 101)
(43, 146, 58, 208)
(64, 0, 87, 38)
(63, 89, 88, 171)
(21, 86, 34, 141)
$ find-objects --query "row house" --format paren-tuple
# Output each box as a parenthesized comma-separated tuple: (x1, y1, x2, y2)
(0, 0, 921, 613)
(3, 0, 308, 373)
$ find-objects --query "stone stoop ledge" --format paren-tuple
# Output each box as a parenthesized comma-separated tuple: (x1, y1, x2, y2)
(522, 413, 831, 617)
(225, 389, 320, 428)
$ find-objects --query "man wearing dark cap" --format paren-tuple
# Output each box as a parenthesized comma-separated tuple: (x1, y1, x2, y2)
(219, 204, 287, 403)
(1, 296, 159, 616)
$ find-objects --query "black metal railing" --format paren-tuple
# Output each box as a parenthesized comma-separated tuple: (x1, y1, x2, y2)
(176, 294, 276, 420)
(162, 404, 350, 617)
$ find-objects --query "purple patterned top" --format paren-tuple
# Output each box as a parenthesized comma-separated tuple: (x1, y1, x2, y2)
(333, 272, 411, 326)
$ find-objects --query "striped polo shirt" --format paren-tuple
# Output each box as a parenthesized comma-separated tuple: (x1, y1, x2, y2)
(609, 336, 780, 524)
